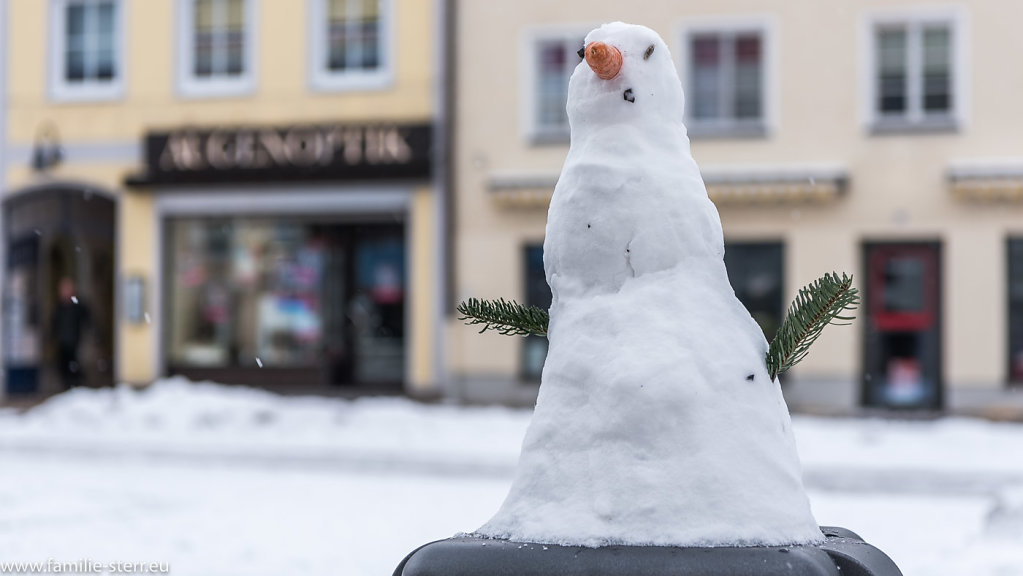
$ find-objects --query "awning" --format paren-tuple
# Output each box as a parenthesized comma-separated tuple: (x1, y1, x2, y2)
(488, 174, 557, 208)
(488, 166, 847, 208)
(947, 162, 1023, 201)
(701, 167, 847, 205)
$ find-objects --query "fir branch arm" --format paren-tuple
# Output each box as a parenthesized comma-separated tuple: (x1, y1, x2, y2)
(766, 273, 860, 380)
(457, 298, 550, 337)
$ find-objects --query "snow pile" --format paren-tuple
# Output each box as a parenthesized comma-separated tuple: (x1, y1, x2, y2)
(5, 381, 1023, 480)
(0, 377, 526, 466)
(476, 22, 821, 547)
(4, 381, 1023, 480)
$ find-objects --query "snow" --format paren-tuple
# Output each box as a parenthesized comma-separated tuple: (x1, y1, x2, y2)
(0, 448, 507, 576)
(796, 416, 1023, 475)
(0, 379, 1022, 575)
(0, 378, 525, 471)
(478, 22, 819, 547)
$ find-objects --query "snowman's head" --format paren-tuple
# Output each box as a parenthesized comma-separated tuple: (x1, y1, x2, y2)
(567, 22, 685, 131)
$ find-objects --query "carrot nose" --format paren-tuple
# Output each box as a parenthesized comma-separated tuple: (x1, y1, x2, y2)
(585, 41, 622, 80)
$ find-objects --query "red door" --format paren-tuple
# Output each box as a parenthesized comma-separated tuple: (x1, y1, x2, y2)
(863, 243, 942, 409)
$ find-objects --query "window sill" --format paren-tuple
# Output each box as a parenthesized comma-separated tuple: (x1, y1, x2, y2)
(309, 70, 393, 93)
(177, 77, 256, 100)
(869, 117, 959, 136)
(49, 82, 124, 104)
(686, 122, 768, 140)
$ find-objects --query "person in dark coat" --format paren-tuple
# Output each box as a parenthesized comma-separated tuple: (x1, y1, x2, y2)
(52, 277, 89, 389)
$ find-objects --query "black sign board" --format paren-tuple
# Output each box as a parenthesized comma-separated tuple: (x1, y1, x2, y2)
(126, 123, 432, 186)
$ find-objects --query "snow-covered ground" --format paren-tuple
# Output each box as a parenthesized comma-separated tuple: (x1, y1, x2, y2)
(0, 378, 1021, 575)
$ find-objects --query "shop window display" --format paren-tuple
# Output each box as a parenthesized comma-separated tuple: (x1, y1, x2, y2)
(166, 218, 405, 386)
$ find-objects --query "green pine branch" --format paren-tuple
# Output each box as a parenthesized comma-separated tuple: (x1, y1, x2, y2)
(766, 272, 860, 380)
(457, 297, 550, 337)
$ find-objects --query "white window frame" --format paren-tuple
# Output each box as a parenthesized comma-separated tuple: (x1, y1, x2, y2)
(520, 26, 589, 145)
(49, 0, 126, 102)
(862, 6, 969, 133)
(308, 0, 393, 92)
(676, 15, 776, 139)
(176, 0, 258, 99)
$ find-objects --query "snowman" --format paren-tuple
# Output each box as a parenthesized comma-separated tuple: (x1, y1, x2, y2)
(475, 22, 824, 547)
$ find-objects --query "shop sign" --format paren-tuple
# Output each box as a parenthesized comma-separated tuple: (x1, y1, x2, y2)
(131, 123, 431, 185)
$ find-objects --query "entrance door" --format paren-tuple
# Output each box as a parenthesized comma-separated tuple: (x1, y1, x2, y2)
(3, 187, 117, 396)
(324, 223, 408, 389)
(347, 225, 406, 387)
(863, 242, 942, 409)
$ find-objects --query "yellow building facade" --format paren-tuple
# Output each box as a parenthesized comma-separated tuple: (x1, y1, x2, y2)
(449, 1, 1023, 413)
(1, 0, 447, 398)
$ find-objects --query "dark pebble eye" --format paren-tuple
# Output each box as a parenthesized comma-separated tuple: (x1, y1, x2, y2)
(577, 47, 585, 59)
(643, 44, 655, 60)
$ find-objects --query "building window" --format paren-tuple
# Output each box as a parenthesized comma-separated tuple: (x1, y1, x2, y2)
(177, 0, 255, 98)
(521, 245, 551, 381)
(309, 0, 392, 92)
(681, 20, 771, 138)
(527, 33, 584, 143)
(1009, 239, 1023, 384)
(867, 11, 963, 132)
(49, 0, 124, 101)
(723, 242, 784, 343)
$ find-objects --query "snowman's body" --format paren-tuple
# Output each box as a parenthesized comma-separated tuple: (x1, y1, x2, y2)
(476, 22, 823, 547)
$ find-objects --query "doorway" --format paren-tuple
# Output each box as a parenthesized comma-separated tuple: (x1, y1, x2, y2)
(3, 186, 117, 396)
(862, 242, 942, 409)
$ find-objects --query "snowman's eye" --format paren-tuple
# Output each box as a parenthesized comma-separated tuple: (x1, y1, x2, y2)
(643, 44, 655, 60)
(577, 47, 585, 59)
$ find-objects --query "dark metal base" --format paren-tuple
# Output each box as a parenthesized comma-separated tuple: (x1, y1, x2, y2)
(394, 526, 902, 576)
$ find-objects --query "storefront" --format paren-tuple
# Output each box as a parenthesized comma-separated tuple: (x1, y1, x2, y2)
(126, 122, 434, 392)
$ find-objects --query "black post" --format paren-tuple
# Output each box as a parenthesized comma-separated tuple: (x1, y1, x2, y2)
(394, 526, 902, 576)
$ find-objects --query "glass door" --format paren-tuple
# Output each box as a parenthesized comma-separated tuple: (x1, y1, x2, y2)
(348, 225, 406, 386)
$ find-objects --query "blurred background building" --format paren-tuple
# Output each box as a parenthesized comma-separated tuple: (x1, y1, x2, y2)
(447, 0, 1023, 413)
(0, 0, 447, 400)
(2, 1, 1022, 415)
